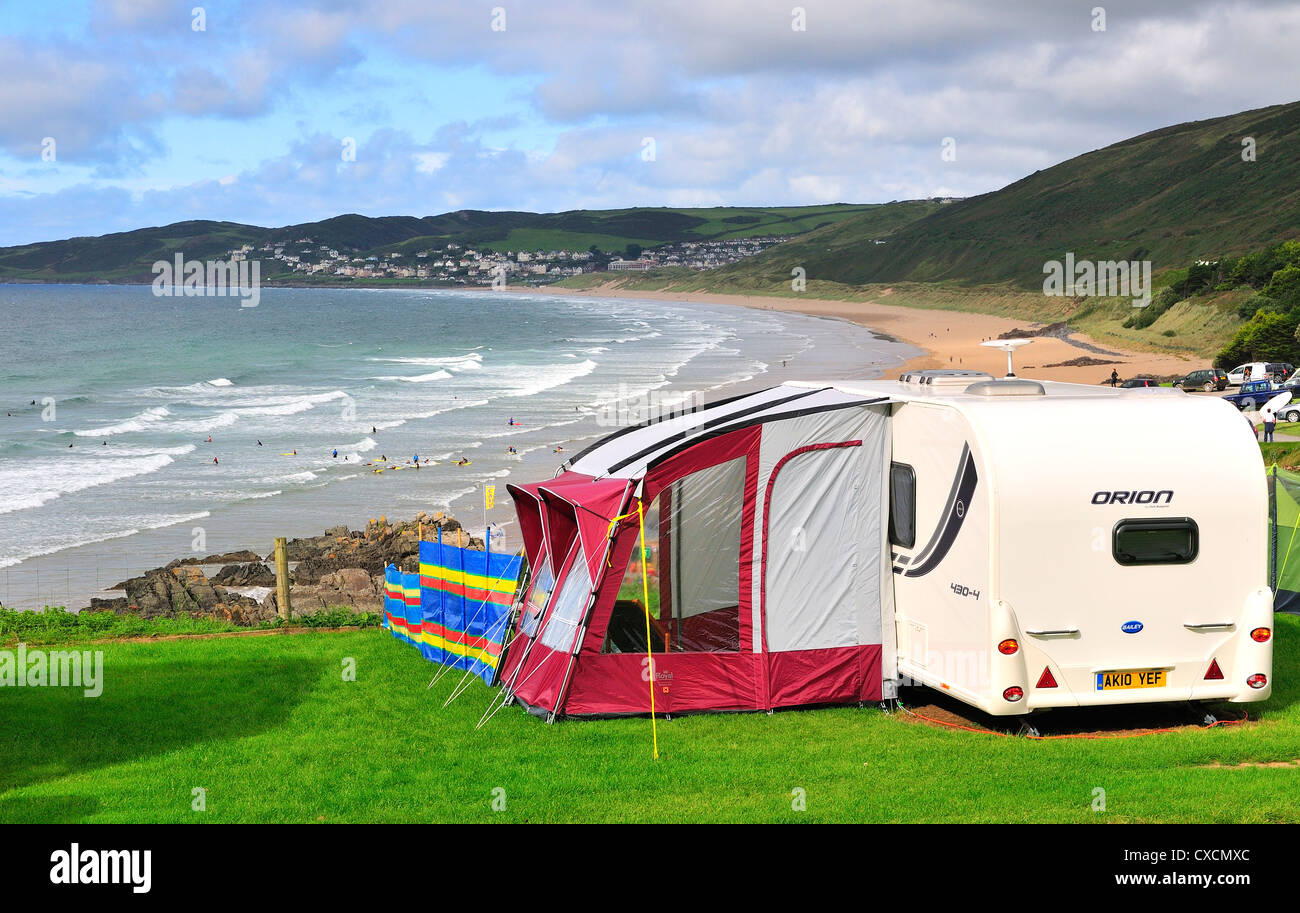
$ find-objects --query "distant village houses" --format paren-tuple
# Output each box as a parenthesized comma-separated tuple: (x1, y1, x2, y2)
(229, 233, 790, 286)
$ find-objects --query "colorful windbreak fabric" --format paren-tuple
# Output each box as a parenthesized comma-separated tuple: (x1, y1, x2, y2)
(384, 564, 408, 642)
(416, 540, 523, 684)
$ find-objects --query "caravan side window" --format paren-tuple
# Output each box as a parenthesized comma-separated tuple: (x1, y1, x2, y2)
(889, 462, 916, 548)
(1112, 518, 1199, 565)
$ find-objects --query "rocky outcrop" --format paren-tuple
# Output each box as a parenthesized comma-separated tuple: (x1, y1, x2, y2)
(116, 565, 275, 624)
(210, 562, 277, 587)
(166, 550, 264, 567)
(273, 568, 384, 616)
(91, 511, 482, 626)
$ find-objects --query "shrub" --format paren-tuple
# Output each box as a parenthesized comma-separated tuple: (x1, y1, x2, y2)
(1218, 309, 1300, 367)
(1123, 286, 1180, 329)
(1239, 293, 1278, 320)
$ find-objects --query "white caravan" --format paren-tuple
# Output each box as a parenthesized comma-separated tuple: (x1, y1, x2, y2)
(537, 368, 1273, 720)
(837, 369, 1274, 716)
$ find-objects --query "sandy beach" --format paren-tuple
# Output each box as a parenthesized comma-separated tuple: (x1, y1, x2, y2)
(536, 283, 1203, 385)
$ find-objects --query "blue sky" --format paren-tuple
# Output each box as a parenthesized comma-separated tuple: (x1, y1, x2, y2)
(1, 0, 1297, 245)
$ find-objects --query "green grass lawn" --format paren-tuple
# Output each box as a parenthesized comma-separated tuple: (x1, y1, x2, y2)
(2, 616, 1297, 823)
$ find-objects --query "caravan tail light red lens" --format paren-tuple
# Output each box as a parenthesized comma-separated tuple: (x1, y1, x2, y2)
(1251, 627, 1271, 643)
(1247, 674, 1268, 690)
(998, 639, 1019, 655)
(1002, 686, 1024, 702)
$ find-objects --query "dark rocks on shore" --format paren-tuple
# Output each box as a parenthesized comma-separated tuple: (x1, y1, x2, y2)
(210, 562, 277, 587)
(91, 512, 486, 626)
(166, 550, 264, 567)
(104, 565, 277, 625)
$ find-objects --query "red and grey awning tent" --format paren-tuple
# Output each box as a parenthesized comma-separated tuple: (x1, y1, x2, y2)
(499, 383, 893, 720)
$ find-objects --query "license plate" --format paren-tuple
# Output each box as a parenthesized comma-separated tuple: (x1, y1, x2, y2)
(1095, 669, 1167, 691)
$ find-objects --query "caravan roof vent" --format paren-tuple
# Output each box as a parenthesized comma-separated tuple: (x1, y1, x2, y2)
(899, 369, 993, 389)
(964, 379, 1046, 396)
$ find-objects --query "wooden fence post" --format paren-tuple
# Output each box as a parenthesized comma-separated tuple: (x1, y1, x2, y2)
(274, 537, 291, 621)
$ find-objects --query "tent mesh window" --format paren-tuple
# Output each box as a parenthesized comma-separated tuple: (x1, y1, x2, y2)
(603, 456, 746, 654)
(519, 553, 555, 638)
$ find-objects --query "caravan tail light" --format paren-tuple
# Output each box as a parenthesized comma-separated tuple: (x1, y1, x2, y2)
(1247, 674, 1268, 690)
(998, 639, 1019, 655)
(1250, 627, 1271, 643)
(1002, 686, 1024, 702)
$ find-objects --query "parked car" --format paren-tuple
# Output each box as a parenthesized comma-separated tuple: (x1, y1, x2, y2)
(1119, 377, 1159, 388)
(1173, 368, 1229, 392)
(1226, 362, 1293, 385)
(1223, 379, 1280, 411)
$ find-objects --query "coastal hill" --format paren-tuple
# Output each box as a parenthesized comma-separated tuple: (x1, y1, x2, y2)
(0, 202, 941, 284)
(693, 100, 1300, 290)
(563, 100, 1300, 362)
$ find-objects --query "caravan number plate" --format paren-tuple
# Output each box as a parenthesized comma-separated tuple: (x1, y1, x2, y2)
(1095, 669, 1166, 691)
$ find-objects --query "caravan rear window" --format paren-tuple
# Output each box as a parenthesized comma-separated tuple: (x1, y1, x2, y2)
(1112, 518, 1199, 566)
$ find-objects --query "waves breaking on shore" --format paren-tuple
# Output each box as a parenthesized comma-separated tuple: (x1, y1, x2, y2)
(0, 285, 913, 608)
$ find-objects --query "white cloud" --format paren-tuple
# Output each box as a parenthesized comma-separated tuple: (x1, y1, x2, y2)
(1, 0, 1298, 244)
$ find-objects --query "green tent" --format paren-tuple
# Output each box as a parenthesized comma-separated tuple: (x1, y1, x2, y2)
(1271, 465, 1300, 614)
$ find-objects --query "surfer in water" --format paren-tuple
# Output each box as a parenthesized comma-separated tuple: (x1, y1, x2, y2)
(332, 448, 338, 459)
(205, 435, 213, 443)
(413, 454, 420, 468)
(213, 457, 219, 465)
(456, 457, 470, 466)
(257, 440, 263, 446)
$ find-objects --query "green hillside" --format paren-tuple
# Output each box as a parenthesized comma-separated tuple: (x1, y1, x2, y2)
(702, 100, 1300, 290)
(0, 203, 937, 284)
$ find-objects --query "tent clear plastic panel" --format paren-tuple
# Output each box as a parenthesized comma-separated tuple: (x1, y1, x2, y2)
(539, 550, 593, 652)
(519, 551, 555, 638)
(603, 456, 745, 654)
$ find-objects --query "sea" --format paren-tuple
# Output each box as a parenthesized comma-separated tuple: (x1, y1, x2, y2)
(0, 284, 918, 609)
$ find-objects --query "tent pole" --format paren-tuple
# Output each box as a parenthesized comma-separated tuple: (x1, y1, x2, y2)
(547, 529, 619, 723)
(547, 592, 597, 724)
(498, 541, 578, 707)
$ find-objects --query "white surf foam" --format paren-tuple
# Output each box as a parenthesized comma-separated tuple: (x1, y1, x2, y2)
(75, 406, 171, 437)
(0, 453, 177, 515)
